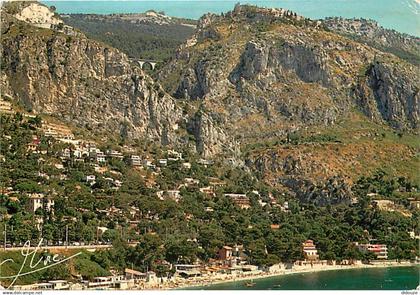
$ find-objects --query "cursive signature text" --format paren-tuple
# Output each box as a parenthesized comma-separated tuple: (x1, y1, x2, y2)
(0, 239, 82, 288)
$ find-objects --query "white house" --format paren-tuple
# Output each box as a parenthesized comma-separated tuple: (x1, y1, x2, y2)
(96, 151, 106, 163)
(86, 175, 96, 183)
(182, 162, 191, 169)
(168, 150, 182, 160)
(130, 155, 142, 166)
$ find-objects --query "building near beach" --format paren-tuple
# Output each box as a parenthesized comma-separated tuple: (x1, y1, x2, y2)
(49, 280, 70, 290)
(125, 268, 147, 281)
(174, 264, 202, 278)
(302, 239, 319, 260)
(11, 280, 69, 290)
(217, 244, 248, 266)
(86, 275, 133, 289)
(356, 243, 388, 259)
(218, 246, 233, 260)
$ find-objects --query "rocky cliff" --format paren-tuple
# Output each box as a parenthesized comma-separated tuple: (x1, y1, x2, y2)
(160, 5, 419, 137)
(355, 58, 419, 130)
(1, 8, 181, 145)
(1, 2, 234, 156)
(158, 4, 420, 194)
(323, 17, 420, 65)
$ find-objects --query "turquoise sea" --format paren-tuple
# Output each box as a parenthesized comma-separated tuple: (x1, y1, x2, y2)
(188, 266, 420, 290)
(42, 0, 420, 36)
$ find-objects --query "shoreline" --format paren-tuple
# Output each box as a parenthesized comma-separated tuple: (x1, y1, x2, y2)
(167, 261, 419, 290)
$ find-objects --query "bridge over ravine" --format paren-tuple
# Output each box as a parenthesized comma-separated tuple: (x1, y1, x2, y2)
(128, 58, 158, 70)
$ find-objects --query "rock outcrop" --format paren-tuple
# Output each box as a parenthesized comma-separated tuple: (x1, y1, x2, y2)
(1, 17, 180, 145)
(187, 111, 240, 157)
(158, 4, 419, 199)
(323, 17, 420, 65)
(356, 59, 419, 130)
(160, 4, 419, 138)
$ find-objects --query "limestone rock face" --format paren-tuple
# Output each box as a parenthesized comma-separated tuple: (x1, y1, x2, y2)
(160, 5, 419, 137)
(1, 28, 181, 145)
(231, 40, 330, 86)
(1, 4, 235, 157)
(158, 4, 419, 201)
(2, 3, 419, 198)
(323, 17, 420, 65)
(187, 111, 240, 158)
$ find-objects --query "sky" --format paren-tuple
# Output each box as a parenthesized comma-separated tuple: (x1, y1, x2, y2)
(39, 0, 420, 36)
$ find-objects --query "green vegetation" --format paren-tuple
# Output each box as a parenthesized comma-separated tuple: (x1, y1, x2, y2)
(1, 1, 35, 15)
(243, 131, 340, 155)
(63, 14, 196, 64)
(0, 113, 418, 285)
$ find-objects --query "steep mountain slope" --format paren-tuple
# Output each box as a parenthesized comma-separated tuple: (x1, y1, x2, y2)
(1, 12, 178, 144)
(1, 2, 418, 198)
(322, 17, 420, 65)
(0, 2, 236, 157)
(61, 12, 196, 63)
(158, 4, 420, 188)
(160, 5, 419, 133)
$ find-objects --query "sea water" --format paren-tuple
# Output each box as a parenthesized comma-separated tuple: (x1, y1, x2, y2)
(188, 266, 420, 290)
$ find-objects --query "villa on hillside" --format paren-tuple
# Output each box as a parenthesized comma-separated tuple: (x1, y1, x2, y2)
(106, 150, 124, 160)
(157, 190, 181, 202)
(184, 177, 200, 187)
(199, 186, 215, 197)
(27, 193, 54, 213)
(167, 150, 182, 161)
(86, 175, 96, 184)
(198, 159, 214, 166)
(96, 151, 106, 163)
(143, 159, 156, 169)
(224, 193, 251, 209)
